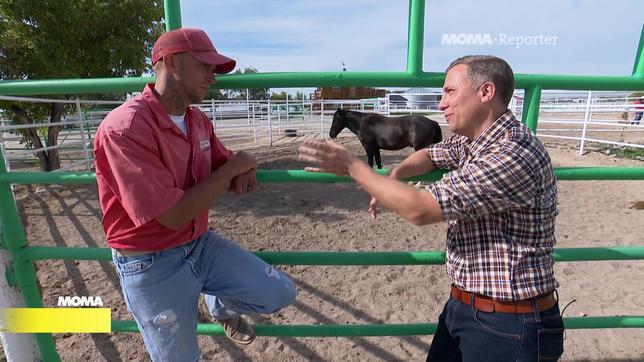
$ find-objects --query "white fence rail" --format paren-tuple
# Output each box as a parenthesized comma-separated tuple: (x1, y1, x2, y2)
(1, 92, 643, 172)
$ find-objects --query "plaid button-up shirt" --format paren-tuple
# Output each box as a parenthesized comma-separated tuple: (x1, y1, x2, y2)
(426, 111, 558, 301)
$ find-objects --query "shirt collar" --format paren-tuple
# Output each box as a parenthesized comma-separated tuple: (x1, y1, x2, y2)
(141, 83, 180, 131)
(467, 110, 517, 156)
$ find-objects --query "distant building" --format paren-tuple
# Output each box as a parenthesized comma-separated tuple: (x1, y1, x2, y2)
(311, 86, 385, 100)
(398, 88, 442, 110)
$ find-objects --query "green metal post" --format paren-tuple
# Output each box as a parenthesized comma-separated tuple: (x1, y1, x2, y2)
(632, 24, 644, 76)
(406, 0, 425, 76)
(163, 0, 182, 31)
(521, 85, 542, 133)
(0, 153, 60, 360)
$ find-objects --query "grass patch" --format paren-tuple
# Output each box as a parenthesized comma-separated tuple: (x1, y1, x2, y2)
(606, 147, 644, 160)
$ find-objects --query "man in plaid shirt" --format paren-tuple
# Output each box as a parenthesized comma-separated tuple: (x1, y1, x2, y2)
(299, 55, 564, 361)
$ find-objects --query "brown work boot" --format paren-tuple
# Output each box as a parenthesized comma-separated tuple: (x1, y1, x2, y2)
(218, 315, 256, 345)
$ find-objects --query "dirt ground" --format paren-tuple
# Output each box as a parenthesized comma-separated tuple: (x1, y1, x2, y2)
(4, 131, 644, 361)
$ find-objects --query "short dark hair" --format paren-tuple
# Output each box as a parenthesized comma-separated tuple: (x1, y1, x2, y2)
(446, 55, 515, 107)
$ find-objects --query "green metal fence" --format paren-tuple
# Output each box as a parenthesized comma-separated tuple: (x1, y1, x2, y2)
(0, 0, 643, 361)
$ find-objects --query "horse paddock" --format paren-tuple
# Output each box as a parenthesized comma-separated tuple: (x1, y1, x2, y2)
(6, 133, 644, 361)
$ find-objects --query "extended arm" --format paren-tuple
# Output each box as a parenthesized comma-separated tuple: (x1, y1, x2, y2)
(299, 139, 444, 225)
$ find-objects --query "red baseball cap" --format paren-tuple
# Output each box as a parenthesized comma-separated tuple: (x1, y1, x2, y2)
(151, 28, 236, 74)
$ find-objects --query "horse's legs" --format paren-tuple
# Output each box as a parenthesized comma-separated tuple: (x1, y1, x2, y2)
(374, 148, 383, 169)
(365, 147, 374, 168)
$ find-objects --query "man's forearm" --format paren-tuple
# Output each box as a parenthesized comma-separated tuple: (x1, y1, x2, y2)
(349, 160, 443, 225)
(391, 149, 436, 180)
(156, 164, 235, 230)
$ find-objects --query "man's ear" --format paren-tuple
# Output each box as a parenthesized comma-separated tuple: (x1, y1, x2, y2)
(479, 81, 496, 104)
(163, 53, 177, 73)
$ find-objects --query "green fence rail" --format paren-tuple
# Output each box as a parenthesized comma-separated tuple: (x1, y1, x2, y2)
(109, 316, 644, 337)
(14, 245, 644, 265)
(1, 72, 643, 96)
(2, 167, 644, 186)
(1, 0, 643, 361)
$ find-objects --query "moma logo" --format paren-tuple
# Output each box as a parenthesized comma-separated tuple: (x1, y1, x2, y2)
(441, 33, 559, 48)
(57, 296, 104, 307)
(441, 33, 493, 45)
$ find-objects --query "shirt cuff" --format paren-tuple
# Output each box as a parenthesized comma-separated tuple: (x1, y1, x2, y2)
(130, 188, 185, 227)
(426, 181, 458, 222)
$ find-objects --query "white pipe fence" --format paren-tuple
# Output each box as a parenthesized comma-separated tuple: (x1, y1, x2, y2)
(1, 92, 643, 172)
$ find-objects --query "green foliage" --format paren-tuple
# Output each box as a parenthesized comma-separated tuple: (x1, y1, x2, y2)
(0, 0, 164, 80)
(205, 88, 227, 100)
(268, 91, 307, 100)
(228, 67, 269, 100)
(270, 91, 291, 100)
(0, 0, 164, 170)
(0, 0, 164, 106)
(611, 147, 644, 160)
(293, 91, 307, 100)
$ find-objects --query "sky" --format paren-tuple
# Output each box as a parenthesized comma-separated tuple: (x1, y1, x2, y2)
(180, 0, 643, 94)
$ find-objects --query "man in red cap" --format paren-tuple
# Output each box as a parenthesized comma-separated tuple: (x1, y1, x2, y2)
(94, 28, 296, 361)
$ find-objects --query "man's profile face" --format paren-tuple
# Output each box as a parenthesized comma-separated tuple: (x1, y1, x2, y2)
(172, 52, 217, 104)
(439, 64, 483, 138)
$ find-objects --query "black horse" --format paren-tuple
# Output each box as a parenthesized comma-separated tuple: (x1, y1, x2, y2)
(329, 109, 442, 168)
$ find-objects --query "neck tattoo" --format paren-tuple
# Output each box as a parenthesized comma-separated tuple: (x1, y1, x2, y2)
(162, 84, 187, 115)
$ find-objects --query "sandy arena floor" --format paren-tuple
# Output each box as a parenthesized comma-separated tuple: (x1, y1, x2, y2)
(4, 131, 644, 361)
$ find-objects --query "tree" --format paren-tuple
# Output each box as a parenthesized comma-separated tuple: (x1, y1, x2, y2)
(0, 0, 164, 170)
(293, 91, 307, 100)
(269, 90, 310, 101)
(205, 88, 228, 100)
(229, 67, 268, 100)
(270, 91, 291, 101)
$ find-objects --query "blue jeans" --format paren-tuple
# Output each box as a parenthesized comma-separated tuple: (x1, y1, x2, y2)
(112, 231, 297, 362)
(427, 294, 564, 362)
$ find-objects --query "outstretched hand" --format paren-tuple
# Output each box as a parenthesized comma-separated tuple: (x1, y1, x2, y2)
(368, 168, 398, 220)
(368, 196, 379, 219)
(298, 139, 359, 176)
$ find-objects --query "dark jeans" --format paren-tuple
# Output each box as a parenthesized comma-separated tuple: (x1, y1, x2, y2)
(633, 112, 642, 125)
(427, 295, 564, 362)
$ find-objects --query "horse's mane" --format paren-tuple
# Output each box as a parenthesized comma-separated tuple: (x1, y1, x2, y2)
(343, 110, 387, 120)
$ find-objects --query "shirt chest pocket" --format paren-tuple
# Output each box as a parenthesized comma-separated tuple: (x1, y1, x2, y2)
(193, 139, 212, 182)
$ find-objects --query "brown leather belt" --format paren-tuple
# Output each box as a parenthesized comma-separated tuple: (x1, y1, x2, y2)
(451, 285, 556, 314)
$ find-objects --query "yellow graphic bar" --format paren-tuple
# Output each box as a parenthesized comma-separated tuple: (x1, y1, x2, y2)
(0, 308, 111, 333)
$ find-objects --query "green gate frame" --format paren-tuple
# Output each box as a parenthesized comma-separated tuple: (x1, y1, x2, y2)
(0, 1, 643, 360)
